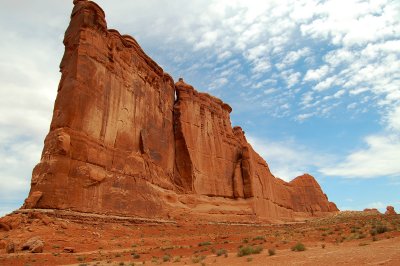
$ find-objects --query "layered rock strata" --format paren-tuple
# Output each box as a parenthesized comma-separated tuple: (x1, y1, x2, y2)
(23, 0, 338, 222)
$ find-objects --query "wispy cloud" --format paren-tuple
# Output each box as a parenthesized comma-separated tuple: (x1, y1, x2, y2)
(247, 135, 332, 181)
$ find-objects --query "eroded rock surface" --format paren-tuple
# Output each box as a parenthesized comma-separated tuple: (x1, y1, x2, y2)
(385, 206, 397, 215)
(23, 0, 338, 222)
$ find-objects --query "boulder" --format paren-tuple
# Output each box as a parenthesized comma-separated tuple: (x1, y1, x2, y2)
(0, 222, 10, 231)
(22, 237, 44, 253)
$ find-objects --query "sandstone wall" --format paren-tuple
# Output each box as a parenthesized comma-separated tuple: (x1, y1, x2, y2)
(23, 0, 338, 222)
(25, 0, 176, 217)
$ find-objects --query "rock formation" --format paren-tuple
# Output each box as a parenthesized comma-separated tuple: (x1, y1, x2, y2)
(385, 206, 397, 215)
(23, 0, 338, 222)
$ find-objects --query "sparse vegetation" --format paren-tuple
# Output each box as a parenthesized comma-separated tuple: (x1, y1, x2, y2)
(198, 241, 212, 247)
(291, 242, 306, 252)
(131, 252, 140, 259)
(376, 225, 388, 234)
(216, 249, 227, 256)
(192, 255, 206, 263)
(268, 248, 276, 256)
(253, 236, 266, 241)
(163, 254, 171, 262)
(173, 256, 181, 262)
(151, 256, 159, 264)
(237, 246, 263, 257)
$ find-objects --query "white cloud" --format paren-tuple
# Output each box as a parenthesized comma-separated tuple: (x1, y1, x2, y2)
(333, 89, 345, 98)
(296, 113, 315, 122)
(314, 76, 337, 92)
(304, 65, 330, 81)
(300, 91, 314, 107)
(387, 105, 400, 131)
(263, 88, 277, 95)
(300, 0, 396, 47)
(247, 135, 331, 181)
(195, 31, 219, 50)
(252, 59, 271, 74)
(277, 47, 310, 70)
(320, 134, 400, 178)
(208, 77, 228, 90)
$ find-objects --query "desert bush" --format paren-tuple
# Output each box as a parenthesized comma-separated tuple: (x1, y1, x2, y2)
(268, 248, 276, 256)
(192, 255, 206, 263)
(253, 236, 266, 241)
(173, 256, 181, 262)
(198, 241, 212, 247)
(163, 254, 171, 262)
(131, 252, 140, 259)
(357, 233, 366, 239)
(237, 245, 263, 257)
(291, 242, 306, 252)
(216, 249, 227, 256)
(376, 225, 388, 234)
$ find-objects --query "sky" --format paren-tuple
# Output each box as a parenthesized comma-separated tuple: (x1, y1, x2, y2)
(0, 0, 399, 216)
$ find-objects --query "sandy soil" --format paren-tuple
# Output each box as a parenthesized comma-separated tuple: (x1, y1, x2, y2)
(0, 210, 399, 266)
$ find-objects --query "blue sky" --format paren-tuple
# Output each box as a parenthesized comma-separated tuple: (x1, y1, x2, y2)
(0, 0, 399, 216)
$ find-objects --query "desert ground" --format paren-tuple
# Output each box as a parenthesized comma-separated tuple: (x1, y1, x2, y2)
(0, 210, 399, 266)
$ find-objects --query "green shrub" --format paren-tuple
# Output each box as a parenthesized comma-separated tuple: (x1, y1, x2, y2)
(198, 241, 212, 247)
(291, 242, 306, 252)
(237, 246, 263, 257)
(376, 225, 388, 234)
(131, 252, 140, 259)
(216, 249, 227, 256)
(163, 254, 171, 262)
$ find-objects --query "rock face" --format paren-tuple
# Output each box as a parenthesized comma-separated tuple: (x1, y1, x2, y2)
(23, 0, 338, 222)
(385, 206, 397, 215)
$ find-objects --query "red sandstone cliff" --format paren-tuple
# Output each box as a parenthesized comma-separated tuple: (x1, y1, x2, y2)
(23, 0, 338, 222)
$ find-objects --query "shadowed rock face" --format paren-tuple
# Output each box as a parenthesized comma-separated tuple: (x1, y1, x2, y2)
(23, 0, 338, 222)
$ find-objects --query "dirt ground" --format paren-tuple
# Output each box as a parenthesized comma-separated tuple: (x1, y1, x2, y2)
(0, 210, 399, 266)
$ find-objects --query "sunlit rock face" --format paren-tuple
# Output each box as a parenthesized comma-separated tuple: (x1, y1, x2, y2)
(23, 0, 338, 222)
